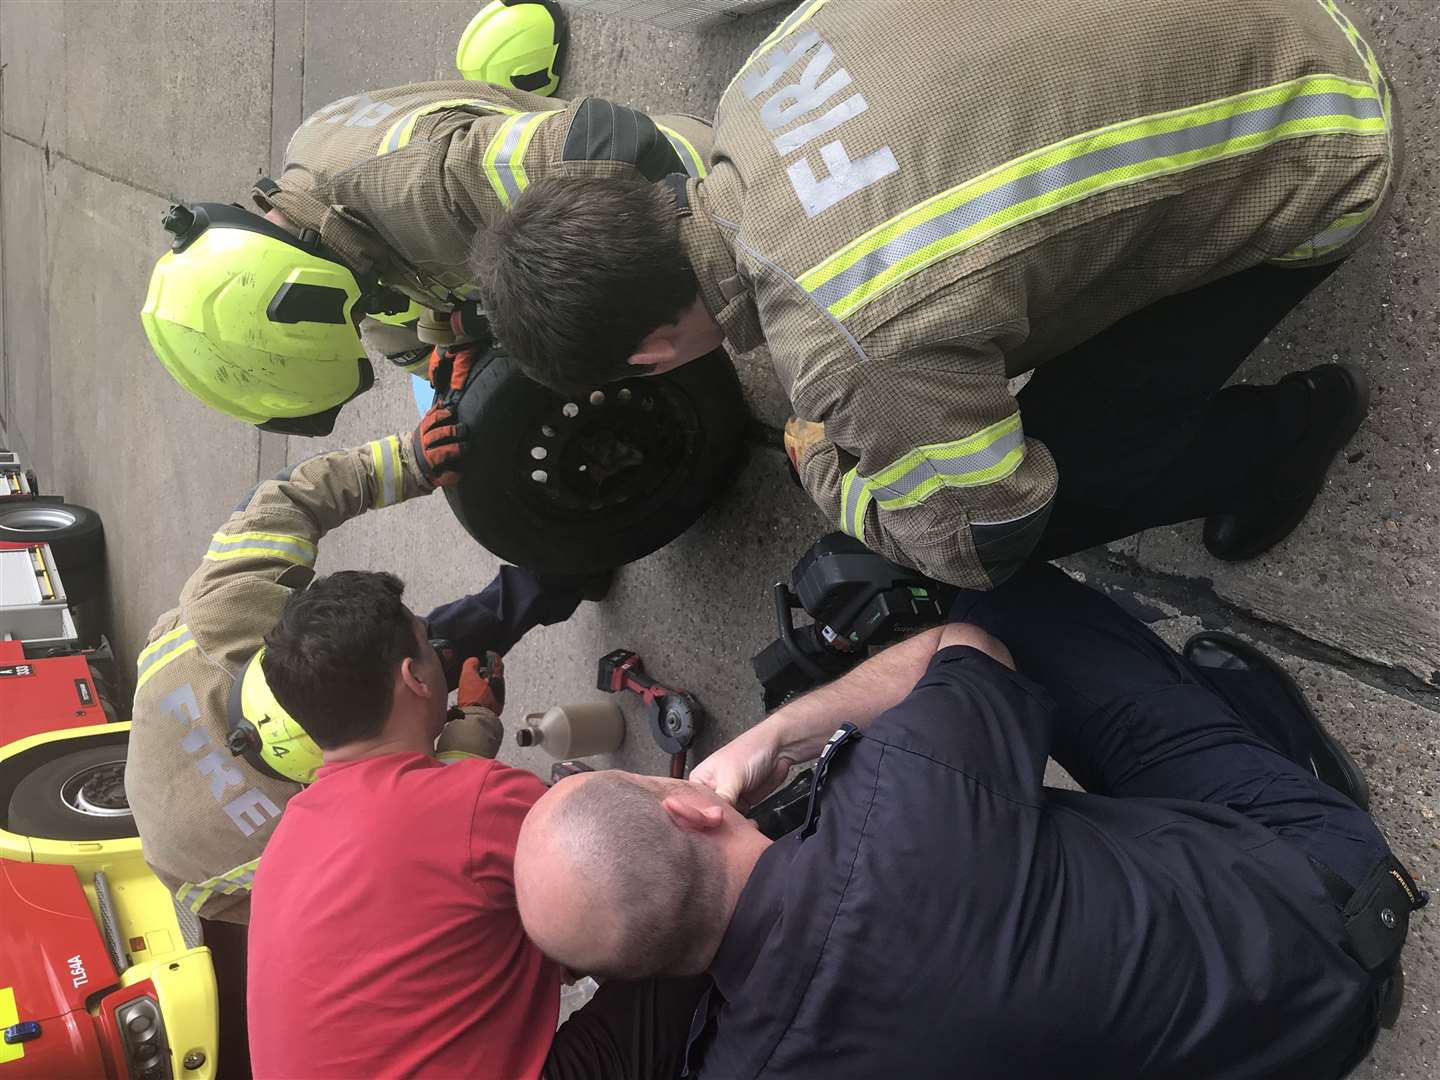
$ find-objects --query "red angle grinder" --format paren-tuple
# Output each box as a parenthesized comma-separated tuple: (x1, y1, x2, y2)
(596, 649, 703, 778)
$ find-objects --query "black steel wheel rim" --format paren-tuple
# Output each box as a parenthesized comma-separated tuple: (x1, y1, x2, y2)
(517, 379, 700, 516)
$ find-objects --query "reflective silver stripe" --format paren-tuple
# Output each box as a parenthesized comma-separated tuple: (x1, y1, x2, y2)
(808, 90, 1383, 313)
(875, 424, 1027, 504)
(492, 116, 529, 202)
(218, 868, 256, 894)
(371, 437, 398, 508)
(175, 882, 211, 913)
(1275, 205, 1376, 260)
(205, 534, 316, 565)
(487, 113, 547, 205)
(176, 857, 260, 914)
(661, 129, 700, 178)
(841, 470, 868, 540)
(1303, 218, 1368, 250)
(136, 629, 194, 680)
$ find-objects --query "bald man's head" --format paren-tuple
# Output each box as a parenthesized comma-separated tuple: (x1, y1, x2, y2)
(516, 771, 753, 979)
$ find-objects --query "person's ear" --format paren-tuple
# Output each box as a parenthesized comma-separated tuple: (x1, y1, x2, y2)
(661, 793, 727, 833)
(628, 327, 677, 369)
(398, 656, 433, 700)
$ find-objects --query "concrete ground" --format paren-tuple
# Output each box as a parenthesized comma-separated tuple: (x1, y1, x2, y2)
(1, 0, 1435, 1073)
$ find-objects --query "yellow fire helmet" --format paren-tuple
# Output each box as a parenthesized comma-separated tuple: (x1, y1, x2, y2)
(370, 295, 425, 328)
(225, 648, 324, 786)
(141, 202, 377, 436)
(456, 0, 566, 96)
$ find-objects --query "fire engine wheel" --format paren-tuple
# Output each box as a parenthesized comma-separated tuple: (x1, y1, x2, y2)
(8, 744, 136, 841)
(443, 348, 747, 574)
(0, 501, 105, 600)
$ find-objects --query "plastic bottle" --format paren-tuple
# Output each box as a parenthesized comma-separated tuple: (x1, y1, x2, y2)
(514, 702, 625, 758)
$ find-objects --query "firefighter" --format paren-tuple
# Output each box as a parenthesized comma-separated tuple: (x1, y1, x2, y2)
(139, 60, 713, 433)
(122, 402, 595, 928)
(476, 0, 1400, 587)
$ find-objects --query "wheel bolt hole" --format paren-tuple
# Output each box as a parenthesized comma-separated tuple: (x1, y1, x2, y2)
(531, 446, 547, 460)
(541, 425, 556, 437)
(562, 403, 580, 418)
(618, 388, 633, 403)
(531, 470, 548, 483)
(589, 390, 606, 406)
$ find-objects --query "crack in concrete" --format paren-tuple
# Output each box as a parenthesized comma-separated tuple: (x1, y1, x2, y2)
(0, 128, 177, 203)
(1065, 546, 1440, 714)
(742, 421, 1440, 705)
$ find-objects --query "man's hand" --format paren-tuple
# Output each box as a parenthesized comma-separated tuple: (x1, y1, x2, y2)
(459, 653, 505, 715)
(415, 403, 468, 487)
(783, 417, 826, 474)
(691, 723, 794, 811)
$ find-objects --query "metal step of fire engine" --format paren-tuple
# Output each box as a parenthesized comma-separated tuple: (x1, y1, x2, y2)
(0, 544, 79, 648)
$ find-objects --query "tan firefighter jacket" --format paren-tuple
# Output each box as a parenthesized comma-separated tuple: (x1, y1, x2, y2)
(678, 0, 1396, 588)
(123, 434, 432, 923)
(253, 81, 713, 311)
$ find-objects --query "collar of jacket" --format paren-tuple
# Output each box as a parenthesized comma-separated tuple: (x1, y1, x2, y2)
(253, 179, 388, 279)
(677, 177, 764, 354)
(707, 832, 795, 1001)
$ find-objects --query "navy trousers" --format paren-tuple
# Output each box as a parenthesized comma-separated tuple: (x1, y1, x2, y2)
(1020, 261, 1342, 559)
(950, 563, 1389, 891)
(424, 565, 584, 659)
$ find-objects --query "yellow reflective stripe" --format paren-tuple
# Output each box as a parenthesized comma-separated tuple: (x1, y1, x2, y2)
(377, 97, 522, 156)
(138, 623, 189, 666)
(483, 112, 550, 207)
(839, 467, 873, 545)
(800, 75, 1384, 322)
(177, 858, 261, 913)
(1319, 0, 1386, 105)
(840, 414, 1026, 538)
(175, 881, 215, 914)
(723, 0, 834, 98)
(656, 124, 706, 179)
(136, 629, 197, 691)
(204, 530, 317, 567)
(875, 413, 1025, 503)
(1274, 2, 1393, 261)
(1273, 206, 1376, 262)
(369, 435, 403, 507)
(0, 987, 22, 1062)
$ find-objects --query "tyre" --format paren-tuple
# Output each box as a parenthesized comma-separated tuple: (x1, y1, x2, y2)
(444, 348, 747, 574)
(0, 500, 105, 580)
(7, 743, 135, 841)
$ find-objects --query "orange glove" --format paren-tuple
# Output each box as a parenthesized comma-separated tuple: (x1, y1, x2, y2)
(427, 342, 487, 394)
(458, 653, 505, 715)
(415, 403, 468, 487)
(783, 417, 826, 473)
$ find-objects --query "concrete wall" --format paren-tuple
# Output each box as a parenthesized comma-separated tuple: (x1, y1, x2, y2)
(1, 1, 1435, 1070)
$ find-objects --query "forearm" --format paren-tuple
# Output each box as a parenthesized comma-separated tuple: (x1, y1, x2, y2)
(767, 627, 946, 762)
(177, 433, 432, 605)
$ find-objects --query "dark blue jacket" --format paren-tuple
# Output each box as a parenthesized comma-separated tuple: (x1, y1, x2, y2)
(686, 647, 1375, 1079)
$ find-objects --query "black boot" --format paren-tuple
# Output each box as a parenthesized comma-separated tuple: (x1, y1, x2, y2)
(1183, 631, 1370, 808)
(1203, 364, 1369, 562)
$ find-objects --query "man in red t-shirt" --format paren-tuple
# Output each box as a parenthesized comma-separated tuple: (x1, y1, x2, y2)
(247, 569, 706, 1079)
(247, 569, 560, 1079)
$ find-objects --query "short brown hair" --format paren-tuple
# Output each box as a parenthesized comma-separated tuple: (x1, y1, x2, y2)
(261, 571, 419, 749)
(546, 774, 725, 979)
(473, 177, 698, 391)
